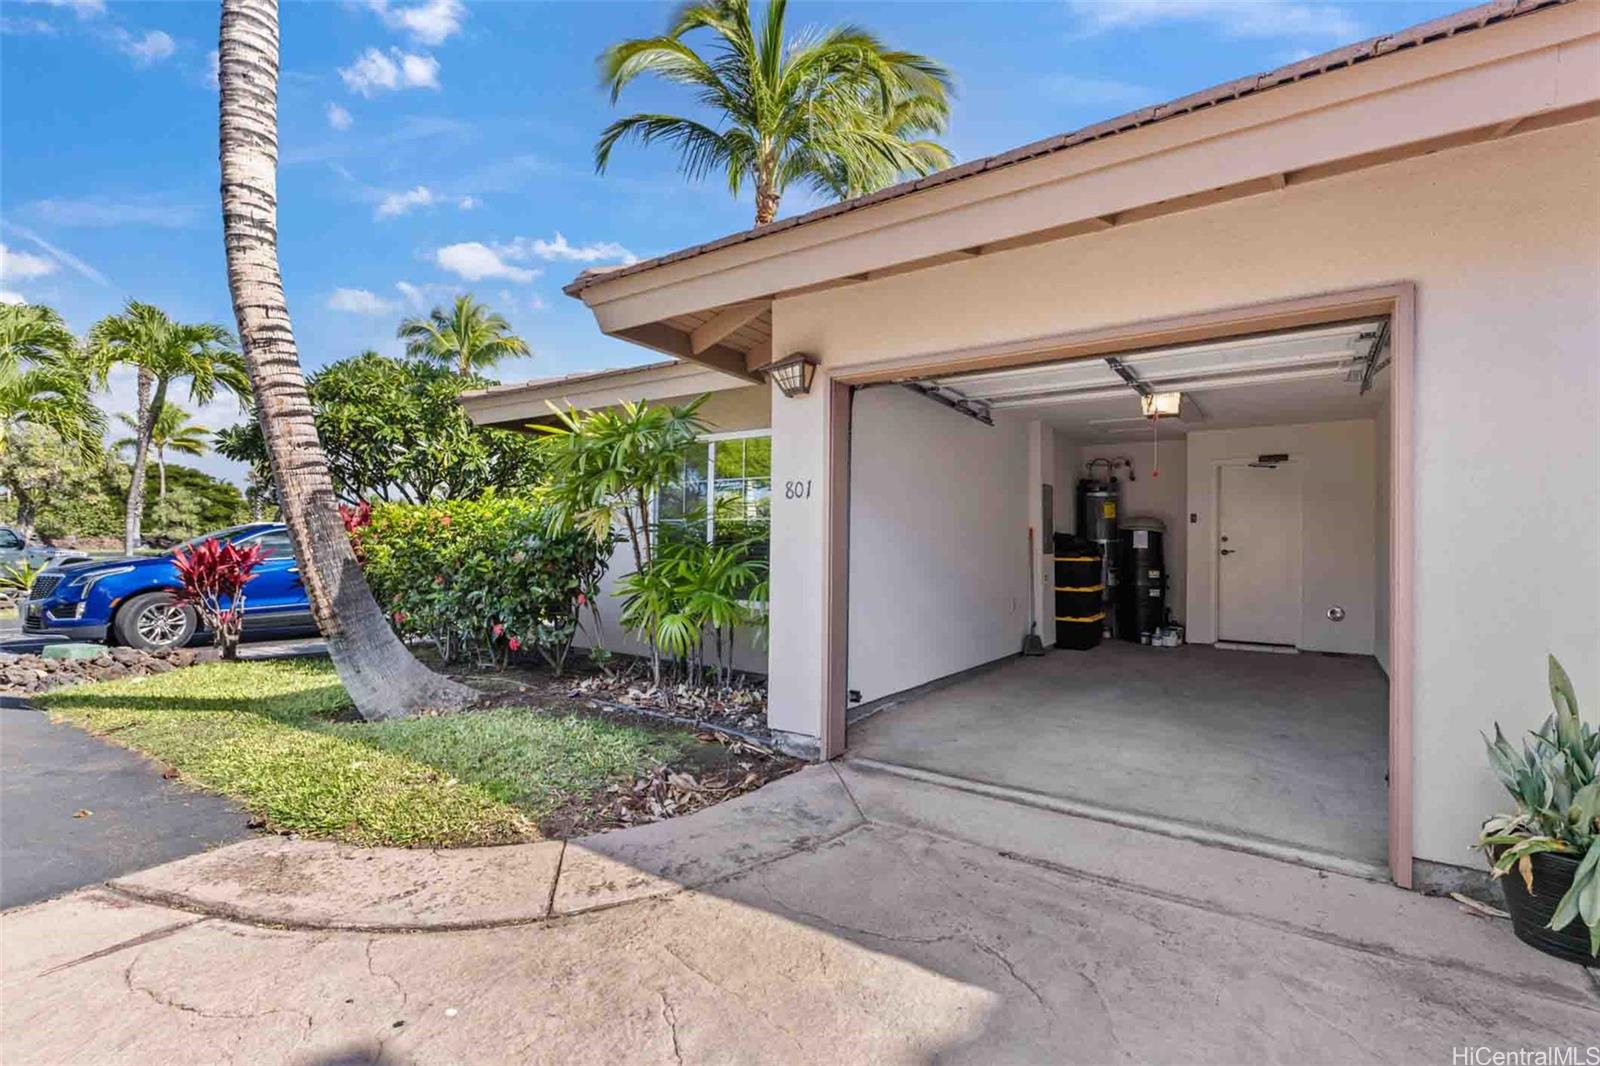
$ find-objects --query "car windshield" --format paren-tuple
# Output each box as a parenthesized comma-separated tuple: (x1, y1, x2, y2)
(174, 525, 257, 552)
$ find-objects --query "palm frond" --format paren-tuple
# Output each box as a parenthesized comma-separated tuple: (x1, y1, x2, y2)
(596, 114, 738, 182)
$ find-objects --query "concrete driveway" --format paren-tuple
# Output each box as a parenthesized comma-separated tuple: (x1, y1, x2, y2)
(2, 763, 1596, 1064)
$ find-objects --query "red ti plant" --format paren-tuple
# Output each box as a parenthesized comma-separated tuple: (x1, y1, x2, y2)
(172, 537, 267, 660)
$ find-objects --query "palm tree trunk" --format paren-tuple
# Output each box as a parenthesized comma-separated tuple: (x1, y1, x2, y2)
(755, 183, 779, 226)
(122, 369, 155, 555)
(157, 447, 167, 501)
(218, 0, 474, 719)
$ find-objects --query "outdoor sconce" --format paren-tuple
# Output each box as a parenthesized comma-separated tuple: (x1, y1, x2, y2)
(755, 352, 819, 398)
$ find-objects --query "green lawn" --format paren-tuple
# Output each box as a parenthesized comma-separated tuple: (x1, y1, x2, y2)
(37, 659, 691, 847)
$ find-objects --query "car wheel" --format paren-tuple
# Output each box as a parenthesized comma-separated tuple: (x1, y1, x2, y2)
(114, 592, 197, 651)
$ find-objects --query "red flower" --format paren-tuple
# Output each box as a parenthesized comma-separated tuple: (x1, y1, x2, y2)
(575, 592, 587, 607)
(433, 574, 446, 587)
(393, 610, 407, 624)
(507, 636, 521, 652)
(492, 623, 504, 637)
(438, 514, 452, 526)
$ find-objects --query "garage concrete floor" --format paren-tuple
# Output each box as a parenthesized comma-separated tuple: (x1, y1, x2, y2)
(847, 642, 1388, 868)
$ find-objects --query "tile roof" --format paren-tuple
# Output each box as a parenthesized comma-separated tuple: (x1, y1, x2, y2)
(564, 0, 1567, 299)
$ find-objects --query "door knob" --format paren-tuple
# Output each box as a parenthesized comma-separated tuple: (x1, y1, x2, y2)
(1219, 549, 1236, 556)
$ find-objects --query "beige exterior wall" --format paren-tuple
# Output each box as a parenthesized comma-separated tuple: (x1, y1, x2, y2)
(766, 119, 1600, 865)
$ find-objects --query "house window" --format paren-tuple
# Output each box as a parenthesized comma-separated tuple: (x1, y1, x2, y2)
(657, 432, 770, 553)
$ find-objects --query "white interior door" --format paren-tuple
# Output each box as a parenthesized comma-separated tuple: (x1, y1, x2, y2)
(1217, 463, 1303, 645)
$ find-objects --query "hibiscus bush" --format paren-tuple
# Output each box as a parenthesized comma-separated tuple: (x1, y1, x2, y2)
(359, 494, 609, 674)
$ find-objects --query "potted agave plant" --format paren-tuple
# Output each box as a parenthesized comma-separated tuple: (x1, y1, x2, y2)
(1478, 655, 1598, 964)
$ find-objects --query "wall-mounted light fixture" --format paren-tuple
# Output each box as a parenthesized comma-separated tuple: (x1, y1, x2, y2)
(754, 352, 819, 398)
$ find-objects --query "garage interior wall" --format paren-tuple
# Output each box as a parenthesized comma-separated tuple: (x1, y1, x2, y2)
(1375, 398, 1393, 676)
(1185, 420, 1377, 653)
(766, 120, 1599, 864)
(847, 386, 1031, 704)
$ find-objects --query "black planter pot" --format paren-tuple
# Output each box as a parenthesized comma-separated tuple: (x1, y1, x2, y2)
(1493, 847, 1596, 966)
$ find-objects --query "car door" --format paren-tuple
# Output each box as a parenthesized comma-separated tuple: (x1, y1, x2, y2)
(236, 529, 309, 631)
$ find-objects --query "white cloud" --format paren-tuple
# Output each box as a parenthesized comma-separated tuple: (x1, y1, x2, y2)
(394, 279, 462, 311)
(3, 224, 110, 286)
(326, 287, 397, 314)
(1, 15, 58, 35)
(457, 196, 480, 210)
(1040, 73, 1160, 110)
(367, 0, 465, 46)
(493, 233, 638, 265)
(396, 51, 440, 89)
(117, 28, 176, 66)
(433, 242, 539, 283)
(0, 243, 57, 282)
(339, 47, 439, 96)
(1065, 0, 1361, 40)
(0, 291, 27, 306)
(205, 48, 219, 89)
(27, 196, 200, 229)
(26, 0, 104, 17)
(375, 185, 437, 219)
(326, 102, 353, 130)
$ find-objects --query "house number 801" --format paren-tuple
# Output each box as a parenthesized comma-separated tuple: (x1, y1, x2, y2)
(784, 479, 813, 500)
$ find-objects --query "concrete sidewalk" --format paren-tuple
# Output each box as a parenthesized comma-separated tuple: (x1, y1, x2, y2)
(3, 763, 1596, 1065)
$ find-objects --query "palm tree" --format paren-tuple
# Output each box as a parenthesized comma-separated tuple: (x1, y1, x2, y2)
(0, 303, 104, 464)
(87, 302, 249, 555)
(219, 0, 474, 719)
(596, 0, 954, 225)
(114, 404, 208, 501)
(396, 295, 530, 376)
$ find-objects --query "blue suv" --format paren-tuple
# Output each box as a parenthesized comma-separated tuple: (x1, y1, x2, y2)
(22, 523, 317, 651)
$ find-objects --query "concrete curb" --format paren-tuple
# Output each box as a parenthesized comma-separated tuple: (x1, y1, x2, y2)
(102, 765, 861, 933)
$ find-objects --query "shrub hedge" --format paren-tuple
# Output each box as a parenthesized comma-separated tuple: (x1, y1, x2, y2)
(359, 494, 609, 673)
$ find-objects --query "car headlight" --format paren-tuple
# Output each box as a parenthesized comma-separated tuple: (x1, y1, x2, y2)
(65, 566, 133, 596)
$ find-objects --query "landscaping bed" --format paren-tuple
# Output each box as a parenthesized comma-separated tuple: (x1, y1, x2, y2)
(35, 658, 800, 848)
(1, 646, 209, 694)
(426, 651, 775, 746)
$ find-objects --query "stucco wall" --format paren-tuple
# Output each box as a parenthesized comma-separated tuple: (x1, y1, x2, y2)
(846, 387, 1031, 704)
(766, 120, 1600, 866)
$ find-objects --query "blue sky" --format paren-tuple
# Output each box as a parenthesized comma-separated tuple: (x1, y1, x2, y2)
(1, 0, 1463, 483)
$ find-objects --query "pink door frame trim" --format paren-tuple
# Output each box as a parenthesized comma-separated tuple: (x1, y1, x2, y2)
(821, 282, 1417, 887)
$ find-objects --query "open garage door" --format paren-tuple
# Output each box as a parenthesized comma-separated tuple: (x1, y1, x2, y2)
(844, 317, 1396, 879)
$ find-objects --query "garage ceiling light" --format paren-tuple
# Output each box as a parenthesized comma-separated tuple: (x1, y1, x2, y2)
(1141, 391, 1182, 418)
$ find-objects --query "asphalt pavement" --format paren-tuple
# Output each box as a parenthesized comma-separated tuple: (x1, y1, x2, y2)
(0, 699, 255, 910)
(0, 622, 325, 910)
